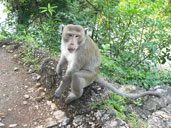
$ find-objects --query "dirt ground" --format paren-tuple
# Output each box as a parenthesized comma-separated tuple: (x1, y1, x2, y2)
(0, 48, 53, 128)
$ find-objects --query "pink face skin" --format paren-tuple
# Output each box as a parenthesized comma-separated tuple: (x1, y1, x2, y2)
(67, 34, 81, 53)
(62, 25, 85, 53)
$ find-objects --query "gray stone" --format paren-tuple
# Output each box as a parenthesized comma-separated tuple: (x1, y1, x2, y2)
(53, 110, 66, 123)
(24, 94, 30, 99)
(134, 85, 171, 117)
(61, 118, 70, 126)
(72, 115, 85, 127)
(35, 125, 44, 128)
(0, 122, 5, 127)
(14, 67, 19, 71)
(147, 106, 171, 128)
(9, 124, 17, 127)
(45, 118, 58, 128)
(102, 118, 129, 128)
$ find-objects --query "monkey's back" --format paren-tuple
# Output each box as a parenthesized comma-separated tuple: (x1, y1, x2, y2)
(79, 36, 101, 73)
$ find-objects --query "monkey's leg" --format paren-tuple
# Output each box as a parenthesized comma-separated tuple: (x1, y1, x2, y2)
(54, 75, 71, 98)
(65, 70, 96, 104)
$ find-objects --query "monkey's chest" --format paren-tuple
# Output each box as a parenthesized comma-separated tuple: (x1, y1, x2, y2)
(65, 53, 75, 69)
(65, 52, 75, 62)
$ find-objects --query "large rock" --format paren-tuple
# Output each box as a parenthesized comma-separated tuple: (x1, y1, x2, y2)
(0, 39, 20, 49)
(39, 58, 171, 128)
(147, 104, 171, 128)
(40, 59, 58, 99)
(134, 85, 171, 119)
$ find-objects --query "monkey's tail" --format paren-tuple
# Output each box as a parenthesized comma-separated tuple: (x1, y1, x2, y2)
(95, 76, 161, 99)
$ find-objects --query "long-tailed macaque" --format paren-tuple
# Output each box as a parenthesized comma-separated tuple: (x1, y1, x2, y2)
(54, 24, 161, 104)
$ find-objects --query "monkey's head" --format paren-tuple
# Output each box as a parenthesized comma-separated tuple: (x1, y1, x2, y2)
(60, 24, 88, 53)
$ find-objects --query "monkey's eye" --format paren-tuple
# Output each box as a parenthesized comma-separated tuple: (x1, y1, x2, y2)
(68, 34, 72, 37)
(75, 35, 80, 38)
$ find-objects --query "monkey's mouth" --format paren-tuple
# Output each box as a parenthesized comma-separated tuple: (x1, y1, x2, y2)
(68, 48, 75, 53)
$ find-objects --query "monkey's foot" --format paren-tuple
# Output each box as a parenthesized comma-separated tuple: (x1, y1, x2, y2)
(65, 93, 77, 104)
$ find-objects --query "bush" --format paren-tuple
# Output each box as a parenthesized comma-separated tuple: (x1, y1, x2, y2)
(1, 0, 170, 88)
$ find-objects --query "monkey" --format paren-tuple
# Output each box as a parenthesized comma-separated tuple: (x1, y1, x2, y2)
(54, 24, 161, 104)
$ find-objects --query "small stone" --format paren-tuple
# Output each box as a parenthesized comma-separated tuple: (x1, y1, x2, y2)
(24, 94, 30, 99)
(0, 122, 5, 127)
(28, 69, 34, 74)
(53, 110, 66, 123)
(35, 97, 43, 102)
(97, 87, 102, 91)
(32, 74, 41, 81)
(41, 92, 45, 96)
(22, 124, 28, 127)
(35, 105, 39, 109)
(36, 75, 41, 80)
(8, 108, 12, 111)
(45, 118, 58, 128)
(13, 54, 17, 58)
(23, 101, 28, 105)
(35, 83, 41, 88)
(89, 122, 95, 127)
(14, 67, 19, 71)
(128, 123, 134, 128)
(46, 117, 53, 122)
(9, 124, 17, 127)
(61, 118, 70, 126)
(36, 87, 44, 97)
(35, 125, 43, 128)
(51, 103, 57, 110)
(0, 113, 5, 117)
(2, 45, 6, 48)
(8, 50, 13, 53)
(47, 101, 52, 106)
(45, 120, 58, 128)
(27, 87, 34, 93)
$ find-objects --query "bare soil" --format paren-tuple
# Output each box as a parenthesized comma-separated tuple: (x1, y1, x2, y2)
(0, 48, 52, 128)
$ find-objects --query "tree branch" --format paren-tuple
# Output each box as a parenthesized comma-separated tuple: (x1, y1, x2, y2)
(85, 0, 99, 12)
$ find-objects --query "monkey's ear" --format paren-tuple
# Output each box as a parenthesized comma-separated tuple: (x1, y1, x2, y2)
(84, 28, 92, 36)
(59, 24, 65, 33)
(84, 28, 88, 36)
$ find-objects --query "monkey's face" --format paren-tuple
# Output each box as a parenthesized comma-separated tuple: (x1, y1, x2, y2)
(62, 24, 86, 53)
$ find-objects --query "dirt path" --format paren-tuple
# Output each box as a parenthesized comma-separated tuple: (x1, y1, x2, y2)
(0, 48, 52, 128)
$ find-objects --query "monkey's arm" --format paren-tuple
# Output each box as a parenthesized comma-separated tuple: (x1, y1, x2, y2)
(95, 77, 161, 99)
(56, 55, 67, 77)
(65, 62, 81, 77)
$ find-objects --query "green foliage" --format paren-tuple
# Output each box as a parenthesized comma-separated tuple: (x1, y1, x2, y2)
(127, 112, 148, 128)
(40, 3, 57, 16)
(0, 0, 68, 25)
(20, 47, 40, 71)
(20, 47, 39, 64)
(96, 0, 171, 88)
(103, 93, 127, 120)
(100, 93, 146, 128)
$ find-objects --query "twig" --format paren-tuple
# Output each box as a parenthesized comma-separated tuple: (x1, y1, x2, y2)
(135, 18, 146, 66)
(85, 0, 99, 12)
